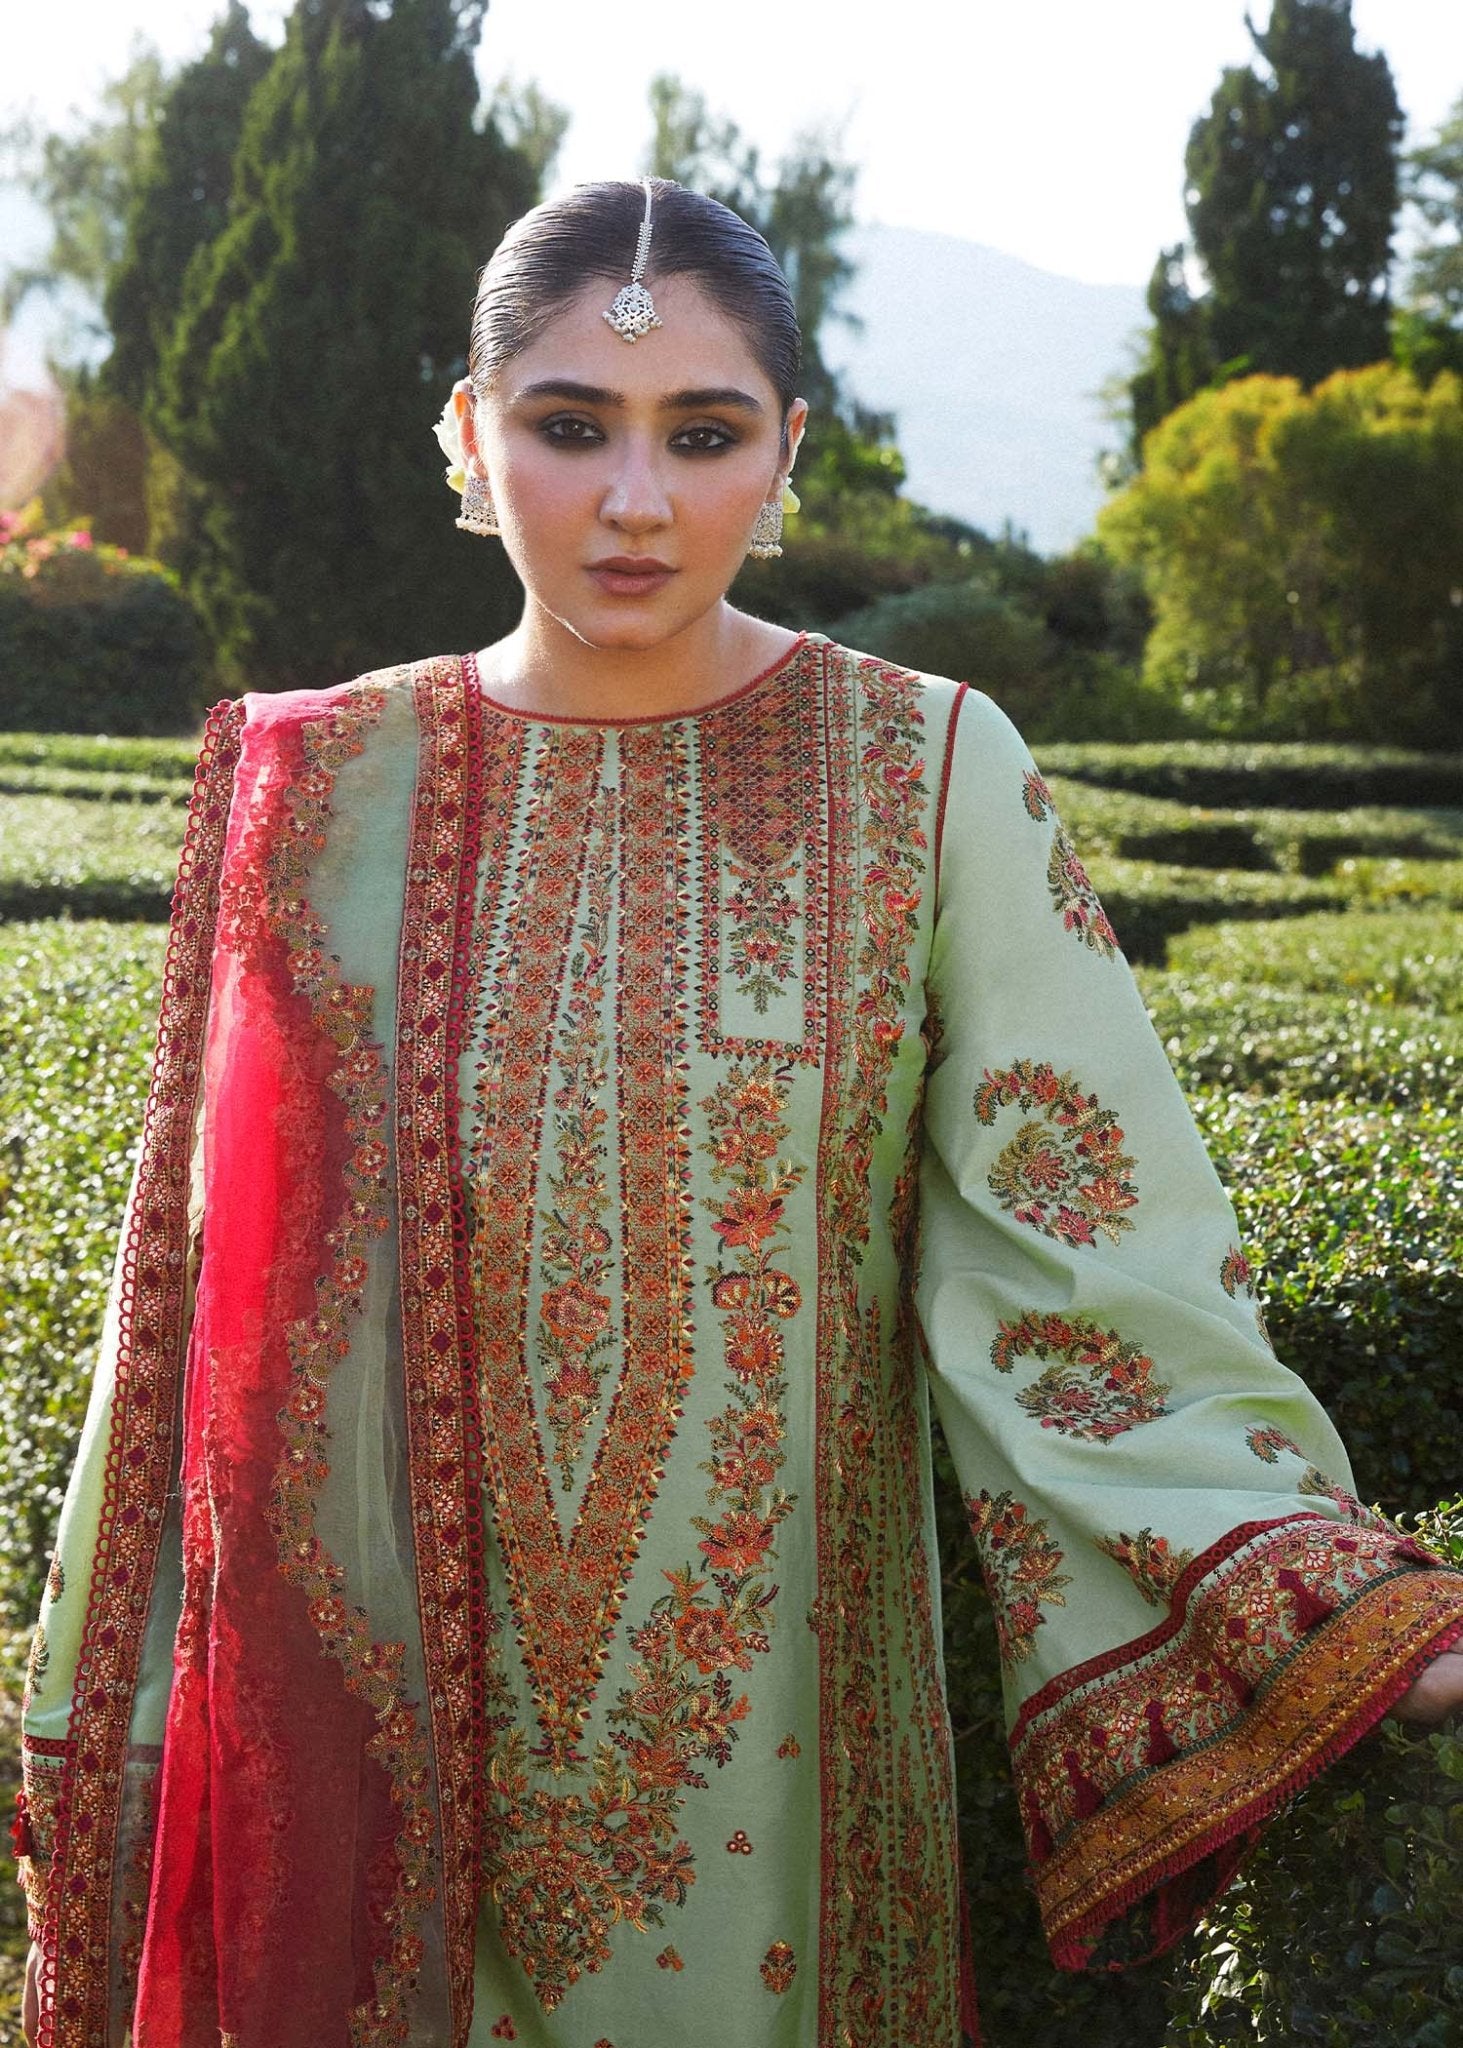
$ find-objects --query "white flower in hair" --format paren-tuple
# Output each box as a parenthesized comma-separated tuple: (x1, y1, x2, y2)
(433, 382, 471, 495)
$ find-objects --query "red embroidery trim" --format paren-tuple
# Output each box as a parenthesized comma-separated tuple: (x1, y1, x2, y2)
(37, 697, 243, 2048)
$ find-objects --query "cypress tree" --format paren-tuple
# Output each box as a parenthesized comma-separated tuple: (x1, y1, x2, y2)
(154, 0, 538, 692)
(1185, 0, 1403, 388)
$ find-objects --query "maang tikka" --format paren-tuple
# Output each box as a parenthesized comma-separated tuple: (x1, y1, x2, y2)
(603, 179, 662, 343)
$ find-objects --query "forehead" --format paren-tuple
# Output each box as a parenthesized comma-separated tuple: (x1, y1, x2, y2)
(495, 275, 776, 405)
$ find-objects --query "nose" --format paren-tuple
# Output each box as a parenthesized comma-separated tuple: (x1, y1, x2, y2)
(599, 435, 672, 534)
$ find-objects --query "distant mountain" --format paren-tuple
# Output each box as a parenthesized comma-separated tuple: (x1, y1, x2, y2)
(822, 222, 1146, 558)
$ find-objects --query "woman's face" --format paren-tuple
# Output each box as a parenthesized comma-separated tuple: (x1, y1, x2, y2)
(458, 275, 806, 651)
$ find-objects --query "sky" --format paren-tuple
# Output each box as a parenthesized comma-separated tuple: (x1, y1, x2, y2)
(3, 0, 1461, 292)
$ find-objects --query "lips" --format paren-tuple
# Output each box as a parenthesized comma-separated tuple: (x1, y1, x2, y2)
(586, 557, 677, 596)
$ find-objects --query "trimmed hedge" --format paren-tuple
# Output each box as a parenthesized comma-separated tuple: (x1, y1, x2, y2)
(1036, 741, 1463, 810)
(1168, 910, 1463, 1016)
(0, 794, 182, 922)
(0, 732, 200, 777)
(1137, 969, 1463, 1107)
(0, 922, 168, 1626)
(1051, 776, 1463, 877)
(1085, 857, 1349, 964)
(1193, 1089, 1462, 1510)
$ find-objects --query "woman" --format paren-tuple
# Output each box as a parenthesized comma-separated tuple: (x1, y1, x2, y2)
(17, 177, 1463, 2048)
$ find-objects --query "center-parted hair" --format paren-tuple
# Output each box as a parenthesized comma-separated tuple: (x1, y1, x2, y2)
(467, 179, 803, 424)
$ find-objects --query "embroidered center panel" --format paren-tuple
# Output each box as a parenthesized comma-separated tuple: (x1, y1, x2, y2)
(697, 645, 828, 1062)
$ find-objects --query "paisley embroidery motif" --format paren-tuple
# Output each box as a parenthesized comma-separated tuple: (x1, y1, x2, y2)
(1247, 1424, 1303, 1464)
(1020, 766, 1118, 956)
(964, 1489, 1073, 1668)
(1220, 1245, 1257, 1298)
(974, 1059, 1138, 1248)
(1094, 1527, 1196, 1607)
(991, 1310, 1172, 1442)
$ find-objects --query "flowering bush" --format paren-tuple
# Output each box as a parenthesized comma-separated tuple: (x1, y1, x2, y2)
(0, 503, 209, 734)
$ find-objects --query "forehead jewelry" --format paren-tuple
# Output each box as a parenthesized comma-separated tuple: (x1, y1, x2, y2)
(603, 178, 662, 343)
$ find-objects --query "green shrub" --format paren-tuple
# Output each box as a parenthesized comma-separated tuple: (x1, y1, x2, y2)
(1168, 911, 1463, 1015)
(0, 921, 168, 1626)
(1194, 1090, 1463, 1509)
(0, 521, 211, 736)
(1137, 970, 1463, 1107)
(0, 794, 183, 921)
(0, 732, 199, 778)
(1035, 742, 1463, 811)
(828, 579, 1063, 731)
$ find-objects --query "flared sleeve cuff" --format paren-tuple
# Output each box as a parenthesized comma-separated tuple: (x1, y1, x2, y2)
(1011, 1522, 1463, 1969)
(12, 1738, 70, 1944)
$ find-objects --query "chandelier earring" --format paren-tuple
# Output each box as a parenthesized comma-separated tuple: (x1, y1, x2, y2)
(456, 471, 500, 538)
(748, 496, 784, 561)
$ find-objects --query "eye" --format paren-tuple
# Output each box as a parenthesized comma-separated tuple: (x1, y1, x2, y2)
(539, 415, 605, 447)
(671, 422, 739, 454)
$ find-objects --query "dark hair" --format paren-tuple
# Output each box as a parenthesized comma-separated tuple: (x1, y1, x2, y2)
(467, 179, 803, 424)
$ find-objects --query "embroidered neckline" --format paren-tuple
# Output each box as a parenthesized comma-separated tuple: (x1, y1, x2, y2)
(464, 630, 816, 729)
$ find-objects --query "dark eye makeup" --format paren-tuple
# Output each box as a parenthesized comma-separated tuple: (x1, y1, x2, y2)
(536, 414, 740, 454)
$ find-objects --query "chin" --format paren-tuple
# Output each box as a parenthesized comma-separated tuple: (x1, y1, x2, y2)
(554, 597, 711, 653)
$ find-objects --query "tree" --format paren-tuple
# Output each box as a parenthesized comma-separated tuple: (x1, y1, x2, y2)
(1394, 92, 1463, 386)
(0, 41, 169, 353)
(1125, 245, 1219, 464)
(150, 0, 547, 692)
(1121, 1, 1404, 465)
(104, 1, 272, 414)
(1185, 0, 1403, 388)
(645, 74, 864, 421)
(1096, 366, 1463, 742)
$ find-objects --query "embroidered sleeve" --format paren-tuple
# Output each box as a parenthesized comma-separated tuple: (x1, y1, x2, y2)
(916, 688, 1463, 1971)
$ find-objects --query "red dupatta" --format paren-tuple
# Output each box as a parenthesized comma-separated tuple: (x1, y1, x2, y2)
(33, 668, 491, 2047)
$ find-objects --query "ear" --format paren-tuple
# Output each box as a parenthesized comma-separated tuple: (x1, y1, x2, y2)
(453, 380, 484, 471)
(781, 397, 810, 481)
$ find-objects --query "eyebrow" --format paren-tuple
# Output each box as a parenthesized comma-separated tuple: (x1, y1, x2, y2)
(510, 378, 765, 413)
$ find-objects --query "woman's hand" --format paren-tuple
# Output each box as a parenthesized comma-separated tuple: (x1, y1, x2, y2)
(1391, 1645, 1463, 1726)
(23, 1939, 40, 2046)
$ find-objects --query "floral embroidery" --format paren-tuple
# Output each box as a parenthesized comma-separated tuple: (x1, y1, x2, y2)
(1299, 1465, 1379, 1524)
(1094, 1528, 1196, 1607)
(1022, 768, 1055, 821)
(726, 1829, 754, 1854)
(23, 1621, 48, 1705)
(537, 783, 619, 1489)
(696, 1059, 802, 1574)
(258, 681, 440, 2045)
(656, 1945, 685, 1971)
(1048, 827, 1118, 958)
(815, 658, 966, 2038)
(991, 1310, 1172, 1442)
(1021, 765, 1117, 954)
(1220, 1245, 1256, 1297)
(974, 1060, 1138, 1248)
(965, 1490, 1073, 1668)
(1247, 1424, 1303, 1464)
(489, 2019, 516, 2039)
(777, 1732, 801, 1758)
(46, 1553, 64, 1601)
(761, 1939, 797, 1993)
